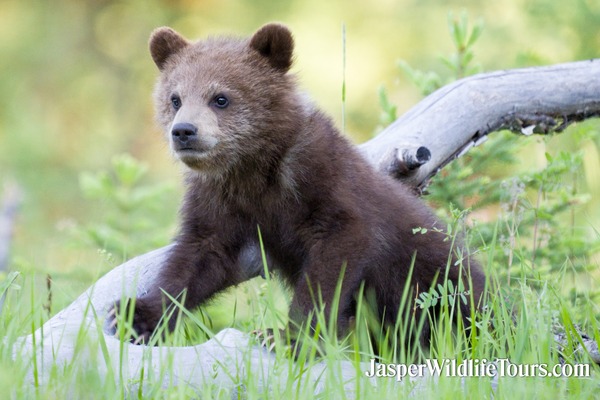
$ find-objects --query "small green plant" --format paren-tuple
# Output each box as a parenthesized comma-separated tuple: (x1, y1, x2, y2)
(416, 279, 469, 310)
(75, 153, 176, 260)
(377, 12, 484, 132)
(375, 86, 398, 131)
(397, 12, 483, 98)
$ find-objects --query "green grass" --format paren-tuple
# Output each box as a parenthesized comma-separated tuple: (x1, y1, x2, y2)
(1, 248, 598, 399)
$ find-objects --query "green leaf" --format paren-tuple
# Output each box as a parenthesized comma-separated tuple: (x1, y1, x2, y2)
(467, 20, 484, 47)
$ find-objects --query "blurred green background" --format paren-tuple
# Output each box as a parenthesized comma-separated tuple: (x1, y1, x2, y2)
(1, 0, 599, 313)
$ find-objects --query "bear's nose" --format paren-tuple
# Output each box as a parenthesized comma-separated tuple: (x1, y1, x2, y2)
(171, 122, 198, 144)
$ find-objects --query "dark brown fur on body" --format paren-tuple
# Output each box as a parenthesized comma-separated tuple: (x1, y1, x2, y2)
(110, 23, 486, 345)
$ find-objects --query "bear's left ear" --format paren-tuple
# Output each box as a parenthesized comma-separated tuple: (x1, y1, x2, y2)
(249, 23, 294, 71)
(149, 27, 190, 71)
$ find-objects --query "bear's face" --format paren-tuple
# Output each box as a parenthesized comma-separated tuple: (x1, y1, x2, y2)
(150, 24, 298, 174)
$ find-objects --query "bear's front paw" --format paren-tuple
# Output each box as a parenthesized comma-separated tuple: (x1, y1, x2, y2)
(106, 298, 164, 345)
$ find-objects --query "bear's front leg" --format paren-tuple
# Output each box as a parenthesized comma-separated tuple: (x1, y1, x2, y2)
(107, 234, 246, 344)
(287, 267, 361, 338)
(287, 235, 367, 338)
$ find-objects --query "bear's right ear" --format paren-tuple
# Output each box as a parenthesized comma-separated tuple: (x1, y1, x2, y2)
(149, 27, 189, 71)
(249, 23, 294, 72)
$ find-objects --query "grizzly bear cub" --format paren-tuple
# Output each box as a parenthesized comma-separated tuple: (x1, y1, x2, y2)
(110, 23, 486, 346)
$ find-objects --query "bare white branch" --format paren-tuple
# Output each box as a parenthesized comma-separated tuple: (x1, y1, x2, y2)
(359, 59, 600, 191)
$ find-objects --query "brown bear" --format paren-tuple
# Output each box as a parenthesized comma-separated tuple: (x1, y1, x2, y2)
(109, 23, 486, 346)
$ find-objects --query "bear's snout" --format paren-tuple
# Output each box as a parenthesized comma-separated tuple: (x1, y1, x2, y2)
(171, 122, 198, 149)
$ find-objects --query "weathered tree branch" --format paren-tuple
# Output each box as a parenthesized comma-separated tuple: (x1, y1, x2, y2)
(358, 59, 600, 192)
(11, 59, 600, 394)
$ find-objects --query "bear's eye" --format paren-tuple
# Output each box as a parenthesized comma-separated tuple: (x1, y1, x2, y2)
(170, 95, 182, 110)
(213, 95, 229, 109)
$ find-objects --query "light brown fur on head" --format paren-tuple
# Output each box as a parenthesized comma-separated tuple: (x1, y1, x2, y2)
(149, 24, 303, 178)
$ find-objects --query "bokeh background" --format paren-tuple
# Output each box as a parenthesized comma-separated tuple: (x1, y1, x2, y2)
(1, 0, 599, 312)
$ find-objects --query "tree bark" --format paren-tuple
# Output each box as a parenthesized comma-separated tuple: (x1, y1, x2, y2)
(10, 59, 600, 395)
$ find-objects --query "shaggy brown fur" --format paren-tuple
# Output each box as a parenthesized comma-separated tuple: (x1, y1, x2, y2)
(109, 23, 486, 345)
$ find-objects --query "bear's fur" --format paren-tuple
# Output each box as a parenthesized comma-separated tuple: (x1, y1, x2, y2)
(111, 23, 486, 345)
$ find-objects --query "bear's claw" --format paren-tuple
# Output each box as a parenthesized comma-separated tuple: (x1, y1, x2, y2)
(106, 298, 162, 345)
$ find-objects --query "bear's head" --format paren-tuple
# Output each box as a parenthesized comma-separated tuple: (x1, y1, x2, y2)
(149, 23, 303, 174)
